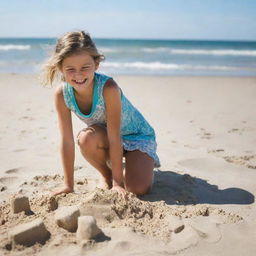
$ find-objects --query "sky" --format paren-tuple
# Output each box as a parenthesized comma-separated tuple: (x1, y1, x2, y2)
(1, 0, 256, 41)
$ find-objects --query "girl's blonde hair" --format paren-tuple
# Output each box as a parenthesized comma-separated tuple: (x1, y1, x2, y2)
(42, 31, 105, 86)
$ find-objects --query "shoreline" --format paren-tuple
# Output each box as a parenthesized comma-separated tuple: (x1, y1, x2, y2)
(2, 72, 256, 78)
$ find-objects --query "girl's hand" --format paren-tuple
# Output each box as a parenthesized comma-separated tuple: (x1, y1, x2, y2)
(111, 185, 127, 198)
(51, 186, 73, 196)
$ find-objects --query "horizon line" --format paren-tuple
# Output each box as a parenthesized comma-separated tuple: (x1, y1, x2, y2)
(0, 36, 255, 43)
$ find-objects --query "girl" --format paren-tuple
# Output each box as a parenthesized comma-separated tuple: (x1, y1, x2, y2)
(43, 31, 160, 196)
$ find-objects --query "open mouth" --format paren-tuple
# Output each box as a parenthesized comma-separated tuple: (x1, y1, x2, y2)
(72, 78, 87, 85)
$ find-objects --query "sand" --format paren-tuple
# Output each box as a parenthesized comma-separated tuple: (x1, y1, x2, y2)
(0, 74, 256, 255)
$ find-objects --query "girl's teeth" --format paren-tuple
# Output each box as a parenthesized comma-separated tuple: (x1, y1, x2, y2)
(75, 79, 86, 83)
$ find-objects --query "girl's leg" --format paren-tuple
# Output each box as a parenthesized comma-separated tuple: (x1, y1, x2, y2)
(124, 150, 154, 196)
(78, 124, 154, 195)
(77, 125, 112, 188)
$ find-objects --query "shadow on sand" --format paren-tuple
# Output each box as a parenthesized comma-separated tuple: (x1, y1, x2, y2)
(141, 169, 254, 205)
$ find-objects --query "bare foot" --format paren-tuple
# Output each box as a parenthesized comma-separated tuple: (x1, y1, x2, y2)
(51, 186, 73, 196)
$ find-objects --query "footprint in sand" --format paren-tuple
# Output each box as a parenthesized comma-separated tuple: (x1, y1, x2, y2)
(227, 128, 243, 135)
(5, 168, 20, 174)
(206, 149, 256, 170)
(13, 149, 26, 152)
(228, 127, 256, 134)
(0, 176, 20, 191)
(0, 184, 7, 191)
(208, 149, 225, 155)
(224, 155, 256, 169)
(19, 116, 29, 120)
(184, 216, 222, 243)
(201, 132, 212, 139)
(197, 128, 213, 139)
(19, 116, 35, 121)
(228, 128, 239, 133)
(0, 176, 19, 185)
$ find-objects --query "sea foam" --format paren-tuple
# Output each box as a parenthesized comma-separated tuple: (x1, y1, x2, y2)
(102, 61, 242, 71)
(0, 44, 31, 51)
(142, 47, 256, 57)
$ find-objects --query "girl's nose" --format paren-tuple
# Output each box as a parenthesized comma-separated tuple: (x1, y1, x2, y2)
(74, 70, 84, 78)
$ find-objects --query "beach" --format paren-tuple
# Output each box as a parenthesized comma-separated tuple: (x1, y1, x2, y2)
(0, 73, 256, 255)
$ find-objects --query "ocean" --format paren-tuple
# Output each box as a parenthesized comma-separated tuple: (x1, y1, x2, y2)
(0, 38, 256, 76)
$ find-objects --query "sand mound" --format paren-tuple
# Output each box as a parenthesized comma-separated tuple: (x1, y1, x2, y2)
(0, 174, 244, 255)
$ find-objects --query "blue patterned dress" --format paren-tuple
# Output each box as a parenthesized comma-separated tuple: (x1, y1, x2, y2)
(62, 72, 160, 168)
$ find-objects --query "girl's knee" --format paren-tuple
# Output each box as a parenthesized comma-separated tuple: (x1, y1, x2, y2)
(77, 125, 109, 153)
(126, 183, 151, 196)
(77, 128, 97, 151)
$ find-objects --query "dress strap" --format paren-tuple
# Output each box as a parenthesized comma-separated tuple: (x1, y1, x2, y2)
(94, 72, 112, 106)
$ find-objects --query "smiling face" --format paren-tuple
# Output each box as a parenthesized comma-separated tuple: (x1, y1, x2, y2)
(61, 51, 99, 90)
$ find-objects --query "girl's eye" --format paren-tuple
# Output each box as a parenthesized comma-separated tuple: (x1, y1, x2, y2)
(67, 69, 75, 72)
(81, 66, 89, 70)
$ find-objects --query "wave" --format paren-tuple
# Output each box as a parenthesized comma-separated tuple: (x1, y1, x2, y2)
(103, 61, 180, 70)
(102, 61, 246, 71)
(98, 47, 119, 53)
(142, 47, 256, 56)
(0, 44, 31, 51)
(39, 44, 54, 51)
(92, 46, 256, 57)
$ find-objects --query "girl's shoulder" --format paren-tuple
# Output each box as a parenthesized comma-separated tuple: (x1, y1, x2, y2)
(55, 83, 69, 101)
(54, 84, 72, 111)
(54, 84, 64, 100)
(95, 72, 113, 87)
(96, 73, 121, 96)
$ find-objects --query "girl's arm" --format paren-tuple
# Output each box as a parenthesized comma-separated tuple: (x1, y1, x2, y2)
(103, 79, 125, 194)
(52, 86, 75, 195)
